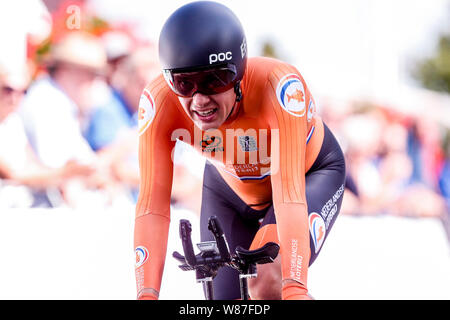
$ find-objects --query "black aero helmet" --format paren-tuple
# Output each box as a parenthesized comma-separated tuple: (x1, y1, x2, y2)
(159, 1, 247, 98)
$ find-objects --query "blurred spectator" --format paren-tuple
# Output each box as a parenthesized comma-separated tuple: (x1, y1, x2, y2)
(397, 115, 447, 218)
(84, 44, 160, 201)
(319, 98, 360, 214)
(407, 116, 445, 188)
(326, 100, 448, 218)
(0, 65, 92, 208)
(20, 31, 104, 168)
(85, 45, 159, 152)
(438, 131, 450, 209)
(18, 31, 118, 208)
(85, 38, 204, 211)
(101, 30, 134, 86)
(341, 109, 385, 215)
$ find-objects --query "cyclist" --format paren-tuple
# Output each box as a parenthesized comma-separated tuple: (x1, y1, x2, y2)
(134, 1, 346, 300)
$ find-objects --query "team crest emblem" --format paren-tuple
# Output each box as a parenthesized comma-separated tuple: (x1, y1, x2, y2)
(238, 135, 258, 152)
(309, 213, 326, 253)
(276, 74, 306, 117)
(138, 89, 155, 136)
(135, 246, 149, 268)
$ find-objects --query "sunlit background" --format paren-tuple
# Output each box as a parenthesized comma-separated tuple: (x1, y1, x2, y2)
(0, 0, 448, 299)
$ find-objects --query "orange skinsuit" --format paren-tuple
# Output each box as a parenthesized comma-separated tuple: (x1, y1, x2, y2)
(134, 57, 324, 300)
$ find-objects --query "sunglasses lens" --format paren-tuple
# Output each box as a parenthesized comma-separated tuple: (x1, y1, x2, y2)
(165, 65, 237, 97)
(173, 76, 196, 97)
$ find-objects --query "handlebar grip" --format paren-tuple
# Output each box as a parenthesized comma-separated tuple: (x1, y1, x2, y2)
(208, 216, 223, 237)
(179, 220, 197, 266)
(208, 216, 231, 262)
(180, 219, 192, 240)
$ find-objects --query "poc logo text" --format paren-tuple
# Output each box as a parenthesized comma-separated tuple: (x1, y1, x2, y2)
(209, 51, 232, 64)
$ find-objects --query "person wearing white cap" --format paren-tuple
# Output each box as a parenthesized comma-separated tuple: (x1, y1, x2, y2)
(18, 31, 114, 208)
(0, 65, 94, 208)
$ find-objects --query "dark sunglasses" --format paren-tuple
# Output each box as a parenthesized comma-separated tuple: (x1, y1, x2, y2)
(163, 65, 237, 98)
(1, 85, 27, 96)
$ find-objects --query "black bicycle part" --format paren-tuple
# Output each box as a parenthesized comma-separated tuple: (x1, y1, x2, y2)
(179, 219, 196, 266)
(172, 216, 280, 300)
(208, 215, 231, 262)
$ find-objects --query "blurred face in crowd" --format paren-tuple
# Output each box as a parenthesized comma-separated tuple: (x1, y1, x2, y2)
(0, 75, 28, 122)
(111, 47, 161, 113)
(119, 62, 159, 113)
(52, 62, 103, 113)
(49, 31, 108, 114)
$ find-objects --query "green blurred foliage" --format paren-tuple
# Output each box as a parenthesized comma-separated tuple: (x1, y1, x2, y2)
(261, 41, 279, 59)
(413, 34, 450, 93)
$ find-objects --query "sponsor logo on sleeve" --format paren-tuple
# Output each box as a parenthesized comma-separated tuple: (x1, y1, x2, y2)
(276, 73, 306, 117)
(290, 239, 304, 282)
(309, 212, 326, 254)
(135, 246, 149, 268)
(138, 89, 155, 136)
(320, 184, 344, 228)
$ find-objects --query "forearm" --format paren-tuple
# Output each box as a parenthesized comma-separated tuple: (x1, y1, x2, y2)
(134, 213, 170, 299)
(270, 200, 312, 300)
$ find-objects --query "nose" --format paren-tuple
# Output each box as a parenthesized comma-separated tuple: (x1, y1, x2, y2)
(192, 92, 211, 107)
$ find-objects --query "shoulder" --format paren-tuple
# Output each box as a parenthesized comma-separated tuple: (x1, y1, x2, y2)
(244, 57, 306, 99)
(140, 74, 182, 114)
(246, 57, 302, 83)
(138, 74, 184, 136)
(245, 57, 312, 120)
(142, 74, 176, 104)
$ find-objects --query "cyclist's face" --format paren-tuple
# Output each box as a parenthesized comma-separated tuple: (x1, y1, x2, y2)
(178, 88, 236, 130)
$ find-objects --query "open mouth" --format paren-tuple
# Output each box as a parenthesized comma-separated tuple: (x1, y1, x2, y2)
(193, 108, 218, 121)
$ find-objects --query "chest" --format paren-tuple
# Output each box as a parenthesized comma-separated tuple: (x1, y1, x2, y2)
(189, 116, 273, 180)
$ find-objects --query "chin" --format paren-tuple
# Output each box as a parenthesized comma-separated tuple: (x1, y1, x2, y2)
(195, 121, 220, 131)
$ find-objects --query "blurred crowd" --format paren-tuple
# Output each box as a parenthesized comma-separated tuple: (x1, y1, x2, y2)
(0, 0, 204, 213)
(0, 0, 160, 209)
(322, 99, 449, 221)
(0, 1, 448, 226)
